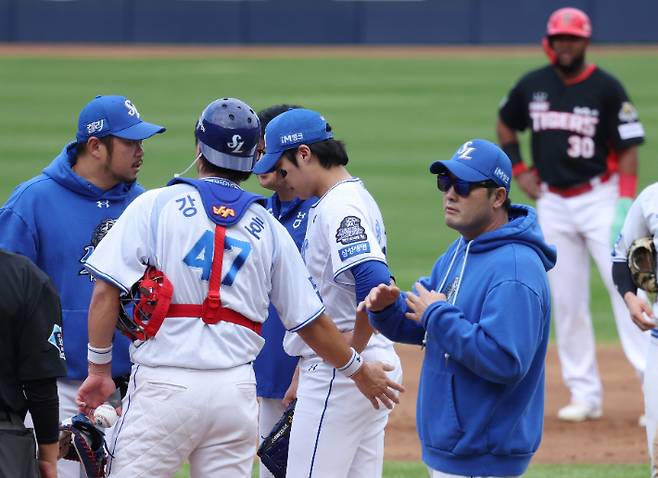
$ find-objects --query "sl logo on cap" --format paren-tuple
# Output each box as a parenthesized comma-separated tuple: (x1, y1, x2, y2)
(457, 141, 475, 160)
(213, 205, 236, 218)
(124, 99, 140, 118)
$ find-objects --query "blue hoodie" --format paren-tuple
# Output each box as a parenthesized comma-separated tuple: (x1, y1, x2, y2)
(0, 142, 139, 380)
(370, 205, 556, 476)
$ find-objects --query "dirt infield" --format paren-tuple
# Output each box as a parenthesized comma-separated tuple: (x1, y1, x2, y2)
(384, 343, 647, 464)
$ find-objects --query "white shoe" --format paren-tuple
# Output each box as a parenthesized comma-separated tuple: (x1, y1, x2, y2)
(639, 414, 647, 427)
(557, 401, 603, 422)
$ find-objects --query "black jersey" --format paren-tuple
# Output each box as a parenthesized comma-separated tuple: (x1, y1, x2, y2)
(0, 250, 66, 417)
(499, 64, 644, 189)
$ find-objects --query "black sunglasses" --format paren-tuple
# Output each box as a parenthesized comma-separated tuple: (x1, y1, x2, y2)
(436, 173, 499, 197)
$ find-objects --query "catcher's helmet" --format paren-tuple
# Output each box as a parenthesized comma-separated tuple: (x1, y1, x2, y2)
(195, 98, 260, 172)
(546, 7, 592, 39)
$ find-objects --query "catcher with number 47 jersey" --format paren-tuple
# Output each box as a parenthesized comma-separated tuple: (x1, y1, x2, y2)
(74, 98, 403, 478)
(612, 182, 658, 477)
(498, 6, 647, 424)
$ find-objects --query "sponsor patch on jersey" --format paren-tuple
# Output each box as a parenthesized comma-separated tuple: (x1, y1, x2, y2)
(339, 241, 371, 262)
(618, 122, 645, 140)
(213, 205, 236, 218)
(48, 324, 65, 360)
(335, 216, 367, 245)
(618, 102, 639, 123)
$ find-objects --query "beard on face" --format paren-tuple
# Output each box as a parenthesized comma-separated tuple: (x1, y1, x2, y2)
(556, 51, 586, 75)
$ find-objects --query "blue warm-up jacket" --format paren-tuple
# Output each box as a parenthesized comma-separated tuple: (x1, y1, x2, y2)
(0, 142, 139, 380)
(369, 204, 556, 476)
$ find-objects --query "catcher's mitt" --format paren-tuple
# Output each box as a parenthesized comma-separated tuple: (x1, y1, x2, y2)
(59, 414, 108, 478)
(628, 236, 658, 294)
(257, 400, 296, 478)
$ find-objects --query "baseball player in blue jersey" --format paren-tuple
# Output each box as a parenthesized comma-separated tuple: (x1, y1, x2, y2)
(75, 97, 403, 478)
(253, 108, 402, 478)
(0, 95, 165, 478)
(251, 104, 318, 478)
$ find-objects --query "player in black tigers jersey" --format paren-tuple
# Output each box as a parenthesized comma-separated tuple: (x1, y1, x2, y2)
(497, 7, 647, 424)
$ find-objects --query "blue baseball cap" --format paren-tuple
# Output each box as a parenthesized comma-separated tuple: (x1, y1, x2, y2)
(253, 108, 333, 174)
(429, 139, 512, 191)
(76, 95, 166, 143)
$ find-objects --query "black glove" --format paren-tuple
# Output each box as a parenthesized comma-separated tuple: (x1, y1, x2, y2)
(257, 400, 296, 478)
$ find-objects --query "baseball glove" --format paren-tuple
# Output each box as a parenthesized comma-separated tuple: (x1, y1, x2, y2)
(628, 236, 658, 294)
(257, 400, 296, 478)
(59, 414, 108, 478)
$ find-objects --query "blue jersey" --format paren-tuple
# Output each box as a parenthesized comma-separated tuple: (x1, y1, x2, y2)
(254, 193, 315, 399)
(0, 143, 139, 380)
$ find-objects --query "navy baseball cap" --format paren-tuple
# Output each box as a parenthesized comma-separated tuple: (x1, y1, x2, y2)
(429, 139, 512, 191)
(76, 95, 165, 143)
(253, 108, 333, 174)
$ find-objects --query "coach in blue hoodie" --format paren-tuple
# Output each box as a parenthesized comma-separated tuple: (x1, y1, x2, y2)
(0, 96, 164, 478)
(366, 139, 556, 477)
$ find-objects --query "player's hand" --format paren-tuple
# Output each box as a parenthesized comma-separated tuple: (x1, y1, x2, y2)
(364, 283, 401, 312)
(405, 282, 446, 322)
(282, 366, 299, 408)
(516, 169, 541, 200)
(351, 361, 404, 410)
(623, 292, 656, 331)
(76, 363, 120, 416)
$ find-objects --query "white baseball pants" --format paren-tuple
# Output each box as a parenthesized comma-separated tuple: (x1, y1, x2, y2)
(537, 179, 648, 409)
(644, 335, 658, 478)
(286, 345, 402, 478)
(107, 363, 257, 478)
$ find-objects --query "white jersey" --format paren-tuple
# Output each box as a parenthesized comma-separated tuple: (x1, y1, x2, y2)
(613, 182, 658, 263)
(86, 178, 325, 370)
(284, 178, 392, 357)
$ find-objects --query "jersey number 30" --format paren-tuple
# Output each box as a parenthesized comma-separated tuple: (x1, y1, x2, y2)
(183, 231, 251, 286)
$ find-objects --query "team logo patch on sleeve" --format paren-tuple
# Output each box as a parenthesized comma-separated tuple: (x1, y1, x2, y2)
(339, 241, 371, 261)
(335, 216, 367, 245)
(618, 102, 639, 123)
(48, 324, 65, 359)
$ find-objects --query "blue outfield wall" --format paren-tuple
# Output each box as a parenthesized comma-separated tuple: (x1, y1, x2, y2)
(1, 0, 657, 44)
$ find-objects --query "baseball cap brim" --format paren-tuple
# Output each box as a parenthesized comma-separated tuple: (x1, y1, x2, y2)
(112, 121, 166, 141)
(253, 151, 284, 175)
(429, 159, 489, 182)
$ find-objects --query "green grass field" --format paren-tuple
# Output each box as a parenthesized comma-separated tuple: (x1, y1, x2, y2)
(1, 47, 657, 476)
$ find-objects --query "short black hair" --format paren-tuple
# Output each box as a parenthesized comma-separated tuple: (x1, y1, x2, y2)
(198, 155, 251, 184)
(283, 136, 349, 170)
(73, 135, 114, 159)
(486, 187, 512, 213)
(258, 104, 303, 130)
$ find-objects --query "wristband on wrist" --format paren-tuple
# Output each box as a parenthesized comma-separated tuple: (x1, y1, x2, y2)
(87, 344, 112, 365)
(337, 347, 363, 378)
(619, 173, 637, 198)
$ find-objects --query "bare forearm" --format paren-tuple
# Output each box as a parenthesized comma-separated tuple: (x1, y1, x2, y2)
(88, 280, 121, 348)
(297, 314, 352, 368)
(38, 442, 58, 466)
(617, 146, 638, 175)
(496, 118, 518, 145)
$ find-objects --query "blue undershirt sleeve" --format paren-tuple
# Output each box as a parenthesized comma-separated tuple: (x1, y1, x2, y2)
(351, 260, 391, 303)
